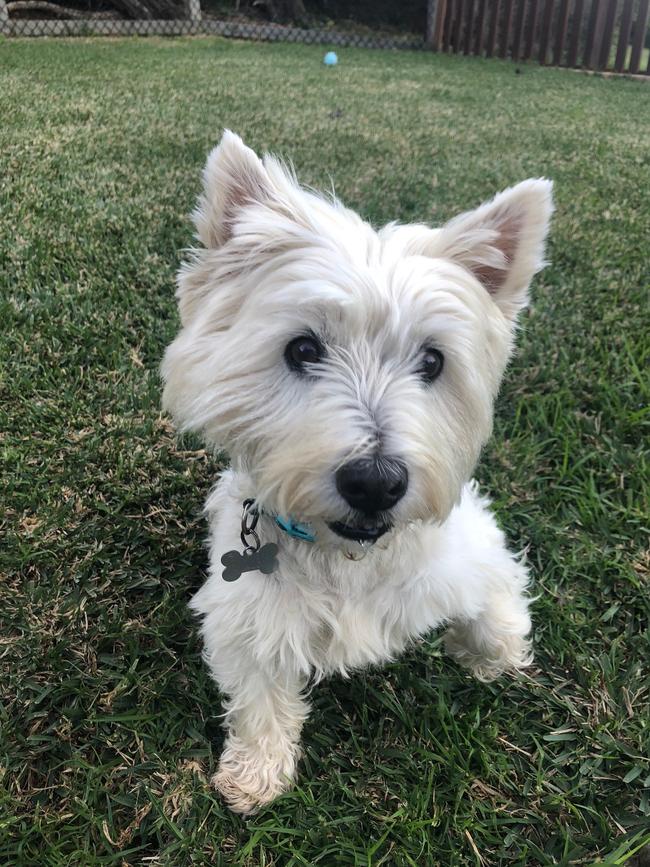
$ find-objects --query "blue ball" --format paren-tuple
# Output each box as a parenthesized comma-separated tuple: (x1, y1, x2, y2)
(323, 51, 338, 66)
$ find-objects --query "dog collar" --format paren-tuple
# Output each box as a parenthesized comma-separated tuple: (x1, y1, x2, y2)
(275, 514, 369, 561)
(220, 502, 315, 581)
(221, 500, 370, 581)
(275, 514, 367, 560)
(274, 514, 316, 543)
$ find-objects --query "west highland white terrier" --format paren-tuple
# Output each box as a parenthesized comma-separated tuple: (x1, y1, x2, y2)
(161, 131, 553, 814)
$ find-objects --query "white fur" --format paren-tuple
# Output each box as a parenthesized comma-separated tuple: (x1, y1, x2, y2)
(161, 131, 553, 814)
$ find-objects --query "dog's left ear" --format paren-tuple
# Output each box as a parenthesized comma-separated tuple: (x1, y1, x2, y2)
(193, 130, 313, 252)
(193, 130, 275, 248)
(431, 179, 553, 320)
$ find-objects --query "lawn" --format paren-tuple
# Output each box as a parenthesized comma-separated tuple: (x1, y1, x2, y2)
(1, 36, 649, 866)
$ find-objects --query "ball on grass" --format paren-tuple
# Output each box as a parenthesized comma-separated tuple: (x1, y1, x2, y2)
(323, 51, 338, 66)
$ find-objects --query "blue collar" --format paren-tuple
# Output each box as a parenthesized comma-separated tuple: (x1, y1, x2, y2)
(274, 514, 316, 543)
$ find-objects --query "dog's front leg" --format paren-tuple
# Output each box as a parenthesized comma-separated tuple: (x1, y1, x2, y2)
(211, 665, 309, 815)
(443, 554, 533, 682)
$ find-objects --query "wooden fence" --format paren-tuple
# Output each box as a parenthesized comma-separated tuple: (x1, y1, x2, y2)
(427, 0, 650, 75)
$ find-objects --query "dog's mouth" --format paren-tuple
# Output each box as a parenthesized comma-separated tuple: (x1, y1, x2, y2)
(327, 520, 391, 543)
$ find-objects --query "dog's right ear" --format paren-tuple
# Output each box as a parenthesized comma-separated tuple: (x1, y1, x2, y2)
(193, 130, 274, 248)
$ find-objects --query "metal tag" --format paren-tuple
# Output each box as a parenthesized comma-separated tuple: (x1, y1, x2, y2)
(221, 542, 279, 582)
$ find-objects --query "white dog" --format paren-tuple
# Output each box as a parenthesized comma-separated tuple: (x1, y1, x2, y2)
(161, 131, 553, 814)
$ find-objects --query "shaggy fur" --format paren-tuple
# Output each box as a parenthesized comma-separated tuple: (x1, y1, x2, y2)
(161, 131, 553, 814)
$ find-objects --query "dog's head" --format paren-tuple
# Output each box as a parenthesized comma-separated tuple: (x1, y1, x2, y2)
(162, 131, 552, 546)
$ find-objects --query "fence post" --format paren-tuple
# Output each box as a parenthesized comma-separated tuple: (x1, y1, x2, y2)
(426, 0, 446, 50)
(185, 0, 201, 22)
(0, 0, 10, 36)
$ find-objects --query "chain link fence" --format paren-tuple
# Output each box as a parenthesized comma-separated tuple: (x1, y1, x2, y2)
(0, 0, 432, 48)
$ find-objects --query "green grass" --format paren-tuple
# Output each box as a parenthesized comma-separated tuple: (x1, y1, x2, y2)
(1, 36, 649, 867)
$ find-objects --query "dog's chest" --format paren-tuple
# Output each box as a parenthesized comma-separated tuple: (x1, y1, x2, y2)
(318, 593, 412, 673)
(289, 552, 441, 675)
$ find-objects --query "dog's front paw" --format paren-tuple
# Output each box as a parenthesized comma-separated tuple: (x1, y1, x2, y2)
(212, 738, 299, 815)
(444, 623, 533, 682)
(212, 766, 274, 815)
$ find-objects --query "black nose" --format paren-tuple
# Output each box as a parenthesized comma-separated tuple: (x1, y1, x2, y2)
(335, 457, 408, 515)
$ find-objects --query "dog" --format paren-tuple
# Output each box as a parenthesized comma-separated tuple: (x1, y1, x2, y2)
(161, 131, 553, 814)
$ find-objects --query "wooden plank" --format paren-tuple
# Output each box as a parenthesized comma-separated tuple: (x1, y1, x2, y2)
(464, 0, 476, 53)
(583, 0, 604, 68)
(432, 0, 448, 50)
(500, 0, 514, 57)
(452, 0, 466, 52)
(474, 0, 487, 55)
(486, 0, 501, 57)
(615, 0, 635, 71)
(553, 0, 571, 66)
(441, 0, 452, 49)
(590, 0, 610, 68)
(629, 0, 650, 73)
(524, 0, 540, 60)
(512, 0, 527, 61)
(567, 0, 584, 66)
(538, 0, 555, 64)
(597, 0, 618, 69)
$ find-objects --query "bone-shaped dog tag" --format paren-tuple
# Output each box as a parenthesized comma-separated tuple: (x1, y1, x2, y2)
(221, 543, 279, 581)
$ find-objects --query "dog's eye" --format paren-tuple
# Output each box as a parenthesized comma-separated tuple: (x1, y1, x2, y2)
(285, 335, 324, 374)
(418, 347, 444, 383)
